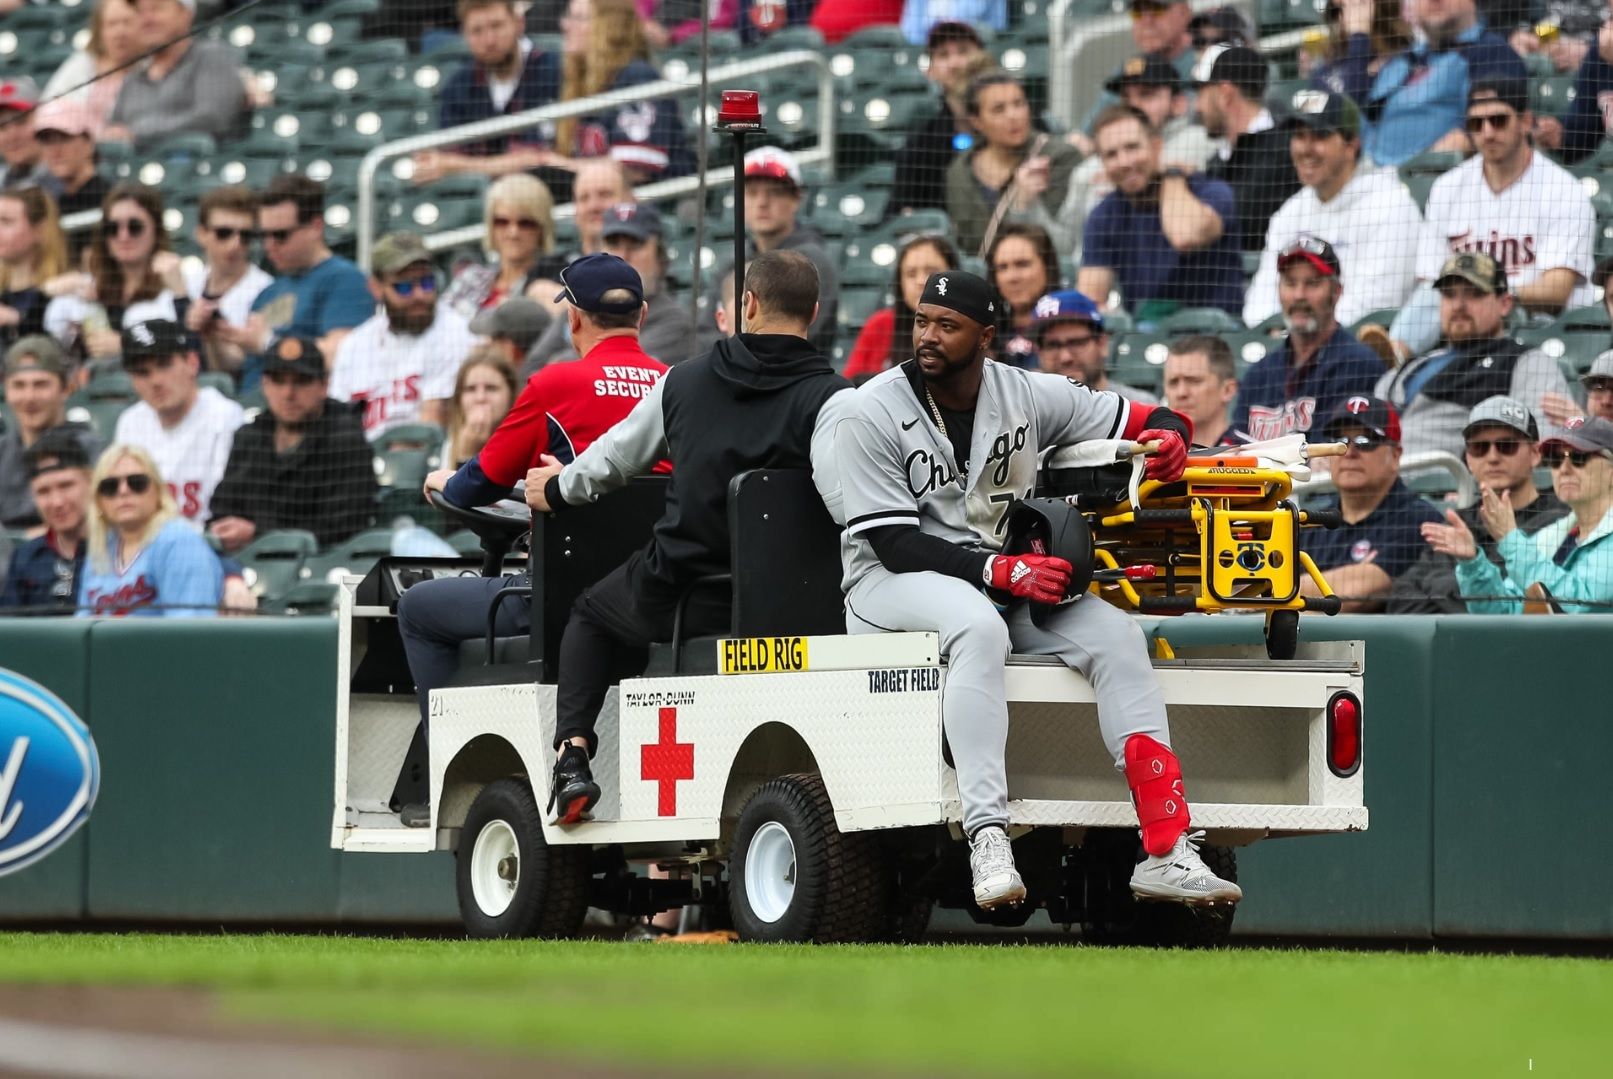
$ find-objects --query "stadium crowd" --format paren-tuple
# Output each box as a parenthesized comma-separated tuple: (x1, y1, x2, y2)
(3, 0, 1613, 616)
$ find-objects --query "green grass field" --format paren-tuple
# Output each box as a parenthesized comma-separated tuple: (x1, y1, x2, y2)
(0, 932, 1603, 1077)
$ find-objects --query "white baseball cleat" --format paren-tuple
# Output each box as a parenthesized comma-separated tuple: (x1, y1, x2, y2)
(1129, 830, 1243, 905)
(968, 826, 1027, 909)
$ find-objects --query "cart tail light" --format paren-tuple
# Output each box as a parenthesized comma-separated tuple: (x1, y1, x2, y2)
(1327, 691, 1361, 778)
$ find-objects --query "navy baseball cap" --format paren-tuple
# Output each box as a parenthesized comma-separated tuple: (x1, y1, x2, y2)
(1322, 395, 1402, 444)
(554, 253, 644, 314)
(1031, 289, 1105, 336)
(1104, 54, 1181, 94)
(601, 201, 663, 243)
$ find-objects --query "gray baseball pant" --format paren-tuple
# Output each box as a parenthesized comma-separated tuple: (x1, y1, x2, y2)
(845, 566, 1170, 837)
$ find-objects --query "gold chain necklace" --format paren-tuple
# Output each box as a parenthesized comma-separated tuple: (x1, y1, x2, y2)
(924, 386, 948, 438)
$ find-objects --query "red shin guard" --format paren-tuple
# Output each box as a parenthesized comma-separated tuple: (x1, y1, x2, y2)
(1124, 734, 1190, 856)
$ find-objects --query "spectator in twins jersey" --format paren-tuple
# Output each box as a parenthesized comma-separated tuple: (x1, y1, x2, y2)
(77, 443, 222, 618)
(1383, 78, 1596, 360)
(112, 320, 244, 525)
(328, 232, 476, 439)
(1231, 238, 1384, 442)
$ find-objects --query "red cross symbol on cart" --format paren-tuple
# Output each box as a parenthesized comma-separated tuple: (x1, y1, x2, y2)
(641, 707, 694, 816)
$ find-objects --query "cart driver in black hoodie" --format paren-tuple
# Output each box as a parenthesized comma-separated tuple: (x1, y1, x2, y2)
(527, 249, 855, 823)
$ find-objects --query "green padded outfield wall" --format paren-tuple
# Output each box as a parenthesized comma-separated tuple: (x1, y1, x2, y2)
(3, 615, 1613, 937)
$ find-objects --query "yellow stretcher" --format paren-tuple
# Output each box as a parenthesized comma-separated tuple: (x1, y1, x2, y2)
(1041, 435, 1349, 660)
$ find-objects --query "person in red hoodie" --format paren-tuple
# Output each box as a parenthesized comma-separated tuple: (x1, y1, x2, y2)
(389, 254, 668, 826)
(843, 233, 959, 381)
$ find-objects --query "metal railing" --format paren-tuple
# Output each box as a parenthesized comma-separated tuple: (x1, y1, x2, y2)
(1295, 451, 1478, 507)
(355, 49, 834, 270)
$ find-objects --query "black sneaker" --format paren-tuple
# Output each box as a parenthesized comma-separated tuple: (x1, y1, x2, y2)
(549, 744, 601, 825)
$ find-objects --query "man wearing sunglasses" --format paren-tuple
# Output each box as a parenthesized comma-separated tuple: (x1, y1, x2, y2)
(328, 232, 476, 440)
(1375, 251, 1573, 460)
(1425, 416, 1613, 613)
(1384, 78, 1595, 360)
(182, 185, 272, 379)
(1392, 396, 1568, 612)
(241, 175, 374, 393)
(207, 336, 378, 554)
(1300, 396, 1444, 612)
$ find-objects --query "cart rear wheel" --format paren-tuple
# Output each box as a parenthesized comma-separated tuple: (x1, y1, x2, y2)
(1264, 609, 1299, 661)
(456, 779, 590, 939)
(729, 773, 887, 943)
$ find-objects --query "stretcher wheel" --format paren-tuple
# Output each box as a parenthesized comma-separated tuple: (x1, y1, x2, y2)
(729, 773, 888, 943)
(1264, 610, 1300, 661)
(456, 779, 590, 939)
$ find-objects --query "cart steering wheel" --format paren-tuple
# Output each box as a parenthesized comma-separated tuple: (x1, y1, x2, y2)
(426, 485, 531, 578)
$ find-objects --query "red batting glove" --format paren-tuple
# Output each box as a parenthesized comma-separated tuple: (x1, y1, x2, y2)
(1138, 428, 1187, 482)
(987, 553, 1073, 604)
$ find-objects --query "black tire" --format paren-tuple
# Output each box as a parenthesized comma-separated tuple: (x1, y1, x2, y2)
(1265, 609, 1299, 661)
(455, 778, 590, 939)
(729, 773, 888, 943)
(1078, 831, 1238, 949)
(883, 893, 935, 943)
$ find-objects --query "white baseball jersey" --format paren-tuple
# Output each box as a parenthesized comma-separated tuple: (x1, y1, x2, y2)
(1243, 166, 1424, 328)
(113, 387, 244, 523)
(329, 303, 475, 438)
(831, 360, 1148, 591)
(1414, 152, 1595, 307)
(183, 262, 273, 328)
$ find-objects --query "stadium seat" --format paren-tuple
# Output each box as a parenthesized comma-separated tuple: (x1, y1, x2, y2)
(300, 527, 396, 588)
(237, 529, 319, 602)
(198, 372, 236, 399)
(371, 424, 445, 492)
(65, 374, 138, 439)
(837, 288, 889, 339)
(843, 211, 952, 264)
(1532, 75, 1577, 118)
(1351, 308, 1403, 333)
(1226, 331, 1275, 370)
(1160, 307, 1243, 335)
(1109, 334, 1170, 394)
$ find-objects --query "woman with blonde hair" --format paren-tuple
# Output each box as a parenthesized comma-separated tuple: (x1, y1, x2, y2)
(42, 0, 144, 136)
(77, 444, 222, 618)
(443, 173, 567, 316)
(0, 187, 69, 349)
(444, 346, 519, 467)
(542, 0, 693, 182)
(44, 182, 186, 361)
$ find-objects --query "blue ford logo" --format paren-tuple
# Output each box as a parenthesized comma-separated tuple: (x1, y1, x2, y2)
(0, 669, 99, 877)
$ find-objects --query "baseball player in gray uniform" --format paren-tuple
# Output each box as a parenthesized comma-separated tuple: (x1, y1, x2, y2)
(819, 270, 1243, 910)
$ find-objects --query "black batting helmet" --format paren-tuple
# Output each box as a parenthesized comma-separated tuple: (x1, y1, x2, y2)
(999, 497, 1095, 624)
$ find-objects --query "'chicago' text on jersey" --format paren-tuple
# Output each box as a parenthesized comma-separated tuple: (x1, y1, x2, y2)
(905, 447, 960, 498)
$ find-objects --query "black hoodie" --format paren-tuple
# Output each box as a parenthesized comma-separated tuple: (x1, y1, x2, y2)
(550, 332, 850, 601)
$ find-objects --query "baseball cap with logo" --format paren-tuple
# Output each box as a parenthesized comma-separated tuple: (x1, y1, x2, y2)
(0, 77, 38, 113)
(1104, 54, 1182, 95)
(469, 297, 552, 350)
(743, 146, 802, 192)
(23, 429, 92, 481)
(1435, 251, 1508, 295)
(262, 335, 326, 379)
(600, 201, 663, 243)
(1030, 289, 1105, 336)
(1463, 395, 1538, 441)
(1322, 395, 1402, 444)
(1192, 43, 1266, 99)
(1543, 415, 1613, 457)
(554, 252, 645, 314)
(370, 231, 434, 278)
(120, 320, 196, 365)
(4, 334, 68, 380)
(1285, 88, 1360, 139)
(918, 270, 996, 327)
(1277, 235, 1341, 278)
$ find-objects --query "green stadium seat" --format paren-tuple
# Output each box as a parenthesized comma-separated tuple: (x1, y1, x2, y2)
(843, 211, 952, 264)
(1532, 75, 1577, 119)
(1110, 334, 1170, 395)
(840, 25, 911, 53)
(1226, 331, 1276, 370)
(812, 183, 889, 231)
(197, 372, 236, 399)
(1352, 308, 1403, 333)
(65, 375, 137, 439)
(371, 424, 445, 492)
(237, 529, 319, 602)
(1522, 328, 1608, 376)
(300, 527, 396, 587)
(264, 580, 340, 614)
(767, 26, 826, 50)
(837, 288, 890, 340)
(1161, 307, 1243, 335)
(325, 37, 409, 68)
(1259, 0, 1324, 31)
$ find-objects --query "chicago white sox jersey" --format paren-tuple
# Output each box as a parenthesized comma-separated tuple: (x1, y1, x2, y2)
(329, 303, 475, 438)
(113, 387, 244, 524)
(1415, 153, 1595, 308)
(830, 361, 1146, 592)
